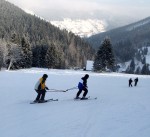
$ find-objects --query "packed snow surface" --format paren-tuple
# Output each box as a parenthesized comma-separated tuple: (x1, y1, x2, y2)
(0, 68, 150, 137)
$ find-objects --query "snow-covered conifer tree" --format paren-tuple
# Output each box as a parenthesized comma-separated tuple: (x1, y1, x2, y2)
(93, 37, 115, 72)
(20, 35, 32, 68)
(45, 44, 57, 69)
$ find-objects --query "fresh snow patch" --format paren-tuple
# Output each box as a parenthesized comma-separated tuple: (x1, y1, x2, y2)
(50, 18, 107, 37)
(0, 68, 150, 137)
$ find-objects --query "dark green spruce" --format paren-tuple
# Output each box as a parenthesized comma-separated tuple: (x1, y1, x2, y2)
(93, 38, 115, 72)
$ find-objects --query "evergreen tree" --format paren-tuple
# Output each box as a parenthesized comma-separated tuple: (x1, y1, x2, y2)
(135, 50, 142, 61)
(32, 46, 40, 67)
(135, 66, 141, 74)
(93, 38, 115, 72)
(142, 56, 146, 64)
(141, 64, 150, 75)
(129, 59, 135, 73)
(93, 46, 104, 71)
(20, 35, 32, 68)
(10, 32, 20, 44)
(39, 45, 48, 68)
(45, 44, 61, 69)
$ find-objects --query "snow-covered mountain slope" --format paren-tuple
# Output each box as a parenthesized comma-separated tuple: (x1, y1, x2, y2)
(50, 18, 107, 37)
(0, 68, 150, 137)
(118, 47, 150, 73)
(23, 8, 140, 38)
(126, 17, 150, 31)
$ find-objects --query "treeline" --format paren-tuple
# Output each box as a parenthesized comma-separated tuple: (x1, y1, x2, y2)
(0, 0, 94, 70)
(125, 46, 150, 75)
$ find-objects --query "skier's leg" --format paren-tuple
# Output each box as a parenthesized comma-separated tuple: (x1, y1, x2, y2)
(35, 92, 41, 101)
(82, 87, 88, 98)
(76, 89, 82, 98)
(40, 90, 46, 101)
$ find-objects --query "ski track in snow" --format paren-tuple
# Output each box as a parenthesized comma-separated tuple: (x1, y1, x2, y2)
(0, 68, 150, 137)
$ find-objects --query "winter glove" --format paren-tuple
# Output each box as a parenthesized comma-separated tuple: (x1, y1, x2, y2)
(45, 87, 49, 90)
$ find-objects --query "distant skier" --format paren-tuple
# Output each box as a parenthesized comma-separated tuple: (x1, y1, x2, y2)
(134, 77, 138, 86)
(129, 78, 133, 87)
(75, 74, 89, 99)
(34, 74, 49, 103)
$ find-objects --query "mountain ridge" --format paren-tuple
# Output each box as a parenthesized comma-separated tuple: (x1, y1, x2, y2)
(87, 16, 150, 49)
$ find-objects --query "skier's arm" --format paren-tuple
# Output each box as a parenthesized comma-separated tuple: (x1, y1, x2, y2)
(83, 80, 87, 88)
(45, 86, 49, 90)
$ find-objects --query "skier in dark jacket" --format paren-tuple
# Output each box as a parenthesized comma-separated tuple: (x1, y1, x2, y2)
(34, 74, 49, 102)
(129, 78, 133, 87)
(134, 77, 138, 86)
(75, 74, 89, 99)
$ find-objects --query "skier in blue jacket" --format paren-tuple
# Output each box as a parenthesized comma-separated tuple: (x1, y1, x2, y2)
(75, 74, 89, 99)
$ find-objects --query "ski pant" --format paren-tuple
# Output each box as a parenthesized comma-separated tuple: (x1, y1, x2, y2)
(134, 81, 138, 86)
(76, 87, 88, 98)
(35, 89, 46, 101)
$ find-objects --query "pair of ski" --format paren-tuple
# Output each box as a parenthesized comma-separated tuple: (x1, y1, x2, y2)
(30, 96, 97, 104)
(74, 96, 97, 100)
(30, 98, 58, 104)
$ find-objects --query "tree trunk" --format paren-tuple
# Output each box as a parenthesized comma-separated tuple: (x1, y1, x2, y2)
(8, 60, 13, 70)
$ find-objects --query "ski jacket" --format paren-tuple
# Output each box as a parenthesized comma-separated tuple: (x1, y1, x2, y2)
(78, 77, 88, 90)
(35, 78, 47, 90)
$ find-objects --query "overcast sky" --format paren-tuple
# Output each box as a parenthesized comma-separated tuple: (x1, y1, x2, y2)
(6, 0, 150, 19)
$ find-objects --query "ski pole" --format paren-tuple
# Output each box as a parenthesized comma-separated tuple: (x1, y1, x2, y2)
(47, 86, 78, 92)
(47, 89, 66, 92)
(65, 86, 78, 91)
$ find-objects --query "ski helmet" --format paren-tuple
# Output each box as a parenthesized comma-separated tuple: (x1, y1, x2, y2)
(43, 74, 48, 78)
(85, 74, 89, 78)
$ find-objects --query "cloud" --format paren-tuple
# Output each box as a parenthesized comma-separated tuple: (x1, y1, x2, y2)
(6, 0, 113, 11)
(6, 0, 150, 19)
